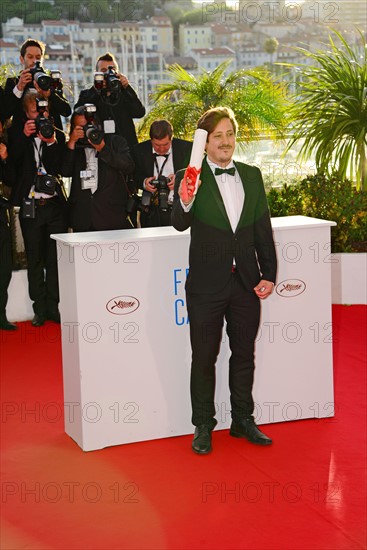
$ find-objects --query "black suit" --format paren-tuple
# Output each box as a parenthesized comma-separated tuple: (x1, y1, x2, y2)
(172, 158, 277, 428)
(132, 138, 192, 227)
(75, 85, 145, 148)
(4, 77, 71, 144)
(0, 160, 13, 322)
(61, 135, 135, 232)
(6, 125, 68, 318)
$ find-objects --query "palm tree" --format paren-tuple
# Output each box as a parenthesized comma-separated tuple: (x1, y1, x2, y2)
(284, 29, 367, 191)
(137, 60, 288, 144)
(264, 37, 279, 66)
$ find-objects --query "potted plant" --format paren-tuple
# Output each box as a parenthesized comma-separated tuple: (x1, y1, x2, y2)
(274, 30, 367, 304)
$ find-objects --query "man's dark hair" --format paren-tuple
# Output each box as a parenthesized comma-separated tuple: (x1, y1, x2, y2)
(96, 52, 118, 71)
(20, 39, 45, 59)
(149, 120, 173, 140)
(197, 107, 238, 138)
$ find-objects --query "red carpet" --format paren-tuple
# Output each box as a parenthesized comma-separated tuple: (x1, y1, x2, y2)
(1, 305, 366, 549)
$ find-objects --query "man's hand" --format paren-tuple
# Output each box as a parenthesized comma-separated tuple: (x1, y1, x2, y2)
(34, 80, 51, 99)
(0, 143, 8, 161)
(118, 73, 129, 89)
(67, 125, 84, 149)
(144, 176, 157, 194)
(17, 69, 33, 92)
(167, 173, 175, 191)
(254, 280, 274, 300)
(23, 119, 36, 137)
(91, 138, 105, 152)
(179, 170, 201, 206)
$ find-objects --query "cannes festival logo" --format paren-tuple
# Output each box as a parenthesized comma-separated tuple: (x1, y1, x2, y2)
(276, 280, 306, 298)
(106, 296, 140, 314)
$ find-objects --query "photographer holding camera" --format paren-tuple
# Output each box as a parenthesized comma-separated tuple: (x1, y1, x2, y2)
(4, 39, 71, 144)
(132, 120, 192, 227)
(0, 95, 18, 331)
(74, 52, 145, 149)
(61, 104, 134, 232)
(6, 90, 68, 327)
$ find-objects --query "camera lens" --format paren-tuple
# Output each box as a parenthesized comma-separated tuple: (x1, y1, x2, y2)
(37, 118, 54, 139)
(85, 126, 103, 145)
(34, 72, 51, 91)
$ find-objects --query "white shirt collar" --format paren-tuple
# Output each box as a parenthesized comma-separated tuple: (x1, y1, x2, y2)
(207, 158, 235, 173)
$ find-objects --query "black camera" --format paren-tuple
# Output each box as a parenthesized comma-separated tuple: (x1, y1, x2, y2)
(34, 173, 58, 195)
(29, 61, 52, 91)
(104, 66, 122, 94)
(76, 104, 104, 148)
(50, 70, 63, 92)
(151, 175, 170, 211)
(34, 98, 54, 139)
(94, 66, 122, 95)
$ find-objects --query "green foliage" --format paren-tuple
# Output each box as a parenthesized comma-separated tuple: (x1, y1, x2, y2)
(138, 61, 288, 142)
(267, 174, 367, 252)
(283, 29, 367, 191)
(0, 65, 16, 87)
(178, 8, 209, 25)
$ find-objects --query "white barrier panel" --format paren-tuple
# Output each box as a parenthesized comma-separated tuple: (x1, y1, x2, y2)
(52, 215, 336, 451)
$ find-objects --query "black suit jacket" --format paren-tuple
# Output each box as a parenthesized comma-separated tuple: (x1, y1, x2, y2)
(172, 157, 277, 293)
(61, 135, 135, 232)
(132, 138, 192, 189)
(75, 85, 145, 148)
(6, 125, 64, 207)
(4, 77, 71, 144)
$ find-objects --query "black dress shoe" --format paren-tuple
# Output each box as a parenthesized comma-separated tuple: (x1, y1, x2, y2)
(32, 314, 46, 327)
(230, 417, 272, 445)
(192, 425, 212, 454)
(0, 317, 18, 331)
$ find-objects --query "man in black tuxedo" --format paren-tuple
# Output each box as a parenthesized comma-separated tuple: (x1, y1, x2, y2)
(4, 39, 71, 144)
(172, 107, 277, 454)
(6, 91, 68, 327)
(74, 52, 145, 149)
(61, 106, 135, 232)
(132, 119, 192, 227)
(0, 104, 17, 331)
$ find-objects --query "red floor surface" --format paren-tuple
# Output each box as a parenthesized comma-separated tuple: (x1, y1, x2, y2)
(1, 305, 366, 550)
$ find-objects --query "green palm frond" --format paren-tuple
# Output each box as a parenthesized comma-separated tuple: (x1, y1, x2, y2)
(283, 29, 367, 190)
(139, 60, 288, 144)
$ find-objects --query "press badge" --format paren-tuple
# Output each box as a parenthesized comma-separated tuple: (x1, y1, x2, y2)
(80, 170, 97, 190)
(104, 120, 115, 134)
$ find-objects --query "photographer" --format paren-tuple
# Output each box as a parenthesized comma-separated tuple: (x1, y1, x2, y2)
(0, 97, 17, 331)
(6, 90, 68, 327)
(61, 105, 135, 232)
(74, 52, 145, 149)
(4, 38, 71, 144)
(132, 120, 192, 227)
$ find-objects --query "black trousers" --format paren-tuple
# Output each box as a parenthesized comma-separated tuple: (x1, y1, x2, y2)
(186, 271, 260, 429)
(0, 219, 13, 318)
(20, 199, 67, 316)
(140, 205, 172, 228)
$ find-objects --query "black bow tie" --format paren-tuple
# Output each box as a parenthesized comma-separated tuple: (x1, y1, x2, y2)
(154, 153, 169, 159)
(215, 167, 235, 176)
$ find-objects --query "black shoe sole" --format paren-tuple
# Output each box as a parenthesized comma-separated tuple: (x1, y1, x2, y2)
(192, 445, 212, 455)
(229, 429, 272, 445)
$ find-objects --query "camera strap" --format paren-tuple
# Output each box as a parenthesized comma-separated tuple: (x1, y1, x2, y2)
(32, 137, 44, 173)
(154, 154, 169, 178)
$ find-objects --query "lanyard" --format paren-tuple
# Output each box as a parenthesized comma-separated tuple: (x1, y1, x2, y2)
(154, 154, 169, 178)
(32, 138, 44, 171)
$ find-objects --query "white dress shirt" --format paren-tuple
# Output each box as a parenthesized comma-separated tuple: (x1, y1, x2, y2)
(207, 159, 244, 233)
